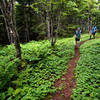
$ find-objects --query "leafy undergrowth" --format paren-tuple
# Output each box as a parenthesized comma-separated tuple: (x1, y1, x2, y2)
(0, 38, 74, 100)
(80, 32, 100, 42)
(71, 38, 100, 100)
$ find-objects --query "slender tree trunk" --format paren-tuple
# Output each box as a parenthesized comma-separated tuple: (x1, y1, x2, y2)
(28, 0, 32, 40)
(88, 16, 90, 33)
(0, 0, 21, 59)
(46, 1, 62, 47)
(56, 10, 61, 38)
(51, 18, 55, 46)
(46, 11, 55, 46)
(46, 11, 51, 40)
(88, 15, 92, 34)
(0, 8, 11, 43)
(23, 4, 30, 42)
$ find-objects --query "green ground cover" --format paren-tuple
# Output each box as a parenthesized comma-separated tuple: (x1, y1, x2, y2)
(0, 38, 74, 100)
(0, 33, 100, 100)
(72, 38, 100, 100)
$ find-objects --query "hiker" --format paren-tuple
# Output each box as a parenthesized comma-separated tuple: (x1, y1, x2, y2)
(75, 27, 82, 47)
(89, 25, 97, 40)
(92, 25, 97, 39)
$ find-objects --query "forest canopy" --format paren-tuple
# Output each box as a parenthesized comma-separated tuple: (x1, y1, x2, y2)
(0, 0, 100, 44)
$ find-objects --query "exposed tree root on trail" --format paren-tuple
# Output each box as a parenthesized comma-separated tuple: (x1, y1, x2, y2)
(45, 40, 87, 100)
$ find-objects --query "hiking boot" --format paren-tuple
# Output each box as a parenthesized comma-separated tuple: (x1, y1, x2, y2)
(89, 38, 91, 40)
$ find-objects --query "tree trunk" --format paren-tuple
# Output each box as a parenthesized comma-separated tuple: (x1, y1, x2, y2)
(88, 15, 92, 34)
(46, 11, 51, 40)
(23, 4, 30, 42)
(0, 0, 21, 59)
(46, 1, 62, 47)
(51, 18, 55, 47)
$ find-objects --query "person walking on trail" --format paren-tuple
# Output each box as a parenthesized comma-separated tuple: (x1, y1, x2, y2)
(75, 27, 82, 47)
(89, 25, 97, 40)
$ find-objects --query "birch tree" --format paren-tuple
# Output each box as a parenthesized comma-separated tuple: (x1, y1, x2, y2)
(0, 0, 21, 59)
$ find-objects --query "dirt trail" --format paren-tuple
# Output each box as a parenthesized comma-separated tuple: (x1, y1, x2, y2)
(50, 41, 87, 100)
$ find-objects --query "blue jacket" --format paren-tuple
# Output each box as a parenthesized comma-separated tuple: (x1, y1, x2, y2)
(92, 26, 97, 34)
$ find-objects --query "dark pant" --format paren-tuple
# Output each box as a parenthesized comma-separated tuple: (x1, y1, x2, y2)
(76, 38, 80, 41)
(92, 32, 96, 39)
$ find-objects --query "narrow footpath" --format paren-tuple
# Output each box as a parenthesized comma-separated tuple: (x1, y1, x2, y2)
(51, 41, 87, 100)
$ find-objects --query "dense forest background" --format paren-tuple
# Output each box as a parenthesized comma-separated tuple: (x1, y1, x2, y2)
(0, 0, 100, 44)
(0, 0, 100, 100)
